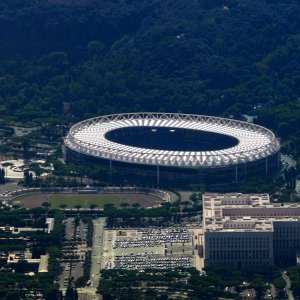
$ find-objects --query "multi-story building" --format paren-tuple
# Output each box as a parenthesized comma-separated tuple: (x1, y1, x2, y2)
(201, 193, 300, 269)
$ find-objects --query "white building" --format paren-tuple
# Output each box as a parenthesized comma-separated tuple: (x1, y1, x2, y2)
(201, 193, 300, 269)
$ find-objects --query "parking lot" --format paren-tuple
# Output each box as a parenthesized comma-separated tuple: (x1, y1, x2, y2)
(114, 228, 191, 248)
(98, 226, 199, 271)
(114, 253, 191, 269)
(59, 218, 88, 287)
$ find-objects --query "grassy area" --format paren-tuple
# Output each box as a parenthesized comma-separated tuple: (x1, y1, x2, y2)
(49, 194, 125, 209)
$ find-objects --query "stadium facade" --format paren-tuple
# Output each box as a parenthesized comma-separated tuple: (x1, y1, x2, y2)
(64, 113, 280, 187)
(200, 193, 300, 269)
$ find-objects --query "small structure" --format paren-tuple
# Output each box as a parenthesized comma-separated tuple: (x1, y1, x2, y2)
(7, 251, 49, 274)
(45, 218, 54, 233)
(38, 254, 49, 273)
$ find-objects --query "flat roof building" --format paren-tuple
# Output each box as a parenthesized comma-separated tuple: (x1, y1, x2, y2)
(201, 193, 300, 269)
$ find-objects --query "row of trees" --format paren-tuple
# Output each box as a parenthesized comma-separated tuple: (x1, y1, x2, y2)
(98, 264, 286, 300)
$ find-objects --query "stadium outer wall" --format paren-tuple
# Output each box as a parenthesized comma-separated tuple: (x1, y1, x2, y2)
(65, 147, 280, 188)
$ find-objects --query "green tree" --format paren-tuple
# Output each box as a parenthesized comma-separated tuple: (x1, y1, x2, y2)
(74, 204, 82, 211)
(0, 168, 5, 184)
(59, 203, 67, 210)
(90, 203, 98, 210)
(87, 40, 105, 56)
(24, 170, 33, 186)
(14, 259, 29, 273)
(42, 201, 51, 208)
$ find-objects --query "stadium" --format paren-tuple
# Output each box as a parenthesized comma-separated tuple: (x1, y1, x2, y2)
(64, 113, 281, 187)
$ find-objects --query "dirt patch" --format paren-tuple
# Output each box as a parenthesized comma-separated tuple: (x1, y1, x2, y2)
(18, 193, 51, 208)
(18, 193, 162, 209)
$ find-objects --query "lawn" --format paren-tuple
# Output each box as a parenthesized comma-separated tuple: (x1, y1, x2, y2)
(49, 194, 125, 209)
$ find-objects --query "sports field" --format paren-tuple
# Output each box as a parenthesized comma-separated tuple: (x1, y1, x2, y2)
(18, 193, 161, 209)
(50, 194, 124, 209)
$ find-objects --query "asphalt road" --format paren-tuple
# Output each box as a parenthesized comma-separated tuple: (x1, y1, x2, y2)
(65, 218, 75, 240)
(90, 218, 106, 287)
(77, 218, 106, 300)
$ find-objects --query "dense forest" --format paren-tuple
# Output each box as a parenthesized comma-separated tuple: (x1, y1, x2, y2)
(0, 0, 300, 155)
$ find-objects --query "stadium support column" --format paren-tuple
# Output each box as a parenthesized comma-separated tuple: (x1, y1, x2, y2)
(157, 165, 160, 186)
(109, 160, 112, 179)
(265, 157, 268, 176)
(235, 164, 238, 182)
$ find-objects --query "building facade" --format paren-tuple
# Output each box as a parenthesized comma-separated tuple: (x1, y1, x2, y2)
(201, 193, 300, 269)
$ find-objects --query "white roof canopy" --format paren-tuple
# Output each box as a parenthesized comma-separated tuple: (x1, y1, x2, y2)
(64, 113, 280, 168)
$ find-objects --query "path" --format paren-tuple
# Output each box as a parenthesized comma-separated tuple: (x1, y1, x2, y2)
(282, 271, 294, 300)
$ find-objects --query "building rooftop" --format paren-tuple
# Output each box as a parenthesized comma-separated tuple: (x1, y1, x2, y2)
(203, 193, 300, 233)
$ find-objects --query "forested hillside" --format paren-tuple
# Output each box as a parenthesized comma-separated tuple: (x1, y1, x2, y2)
(0, 0, 300, 154)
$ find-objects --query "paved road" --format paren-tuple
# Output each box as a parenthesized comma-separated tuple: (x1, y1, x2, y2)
(65, 218, 75, 240)
(78, 218, 106, 300)
(282, 272, 294, 300)
(90, 218, 105, 286)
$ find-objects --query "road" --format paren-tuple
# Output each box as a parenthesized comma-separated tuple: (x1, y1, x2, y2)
(78, 218, 106, 300)
(90, 218, 105, 287)
(61, 218, 105, 300)
(65, 218, 75, 240)
(282, 272, 294, 300)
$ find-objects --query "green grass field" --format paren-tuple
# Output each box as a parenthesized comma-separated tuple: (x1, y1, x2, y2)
(49, 194, 125, 209)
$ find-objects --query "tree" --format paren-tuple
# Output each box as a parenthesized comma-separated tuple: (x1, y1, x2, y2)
(21, 138, 30, 158)
(104, 203, 115, 210)
(0, 168, 5, 184)
(132, 203, 140, 208)
(30, 163, 43, 178)
(59, 204, 67, 210)
(45, 285, 60, 300)
(42, 201, 51, 208)
(14, 259, 30, 273)
(87, 40, 105, 56)
(90, 204, 98, 210)
(74, 204, 82, 211)
(3, 291, 22, 300)
(189, 193, 198, 206)
(24, 170, 33, 186)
